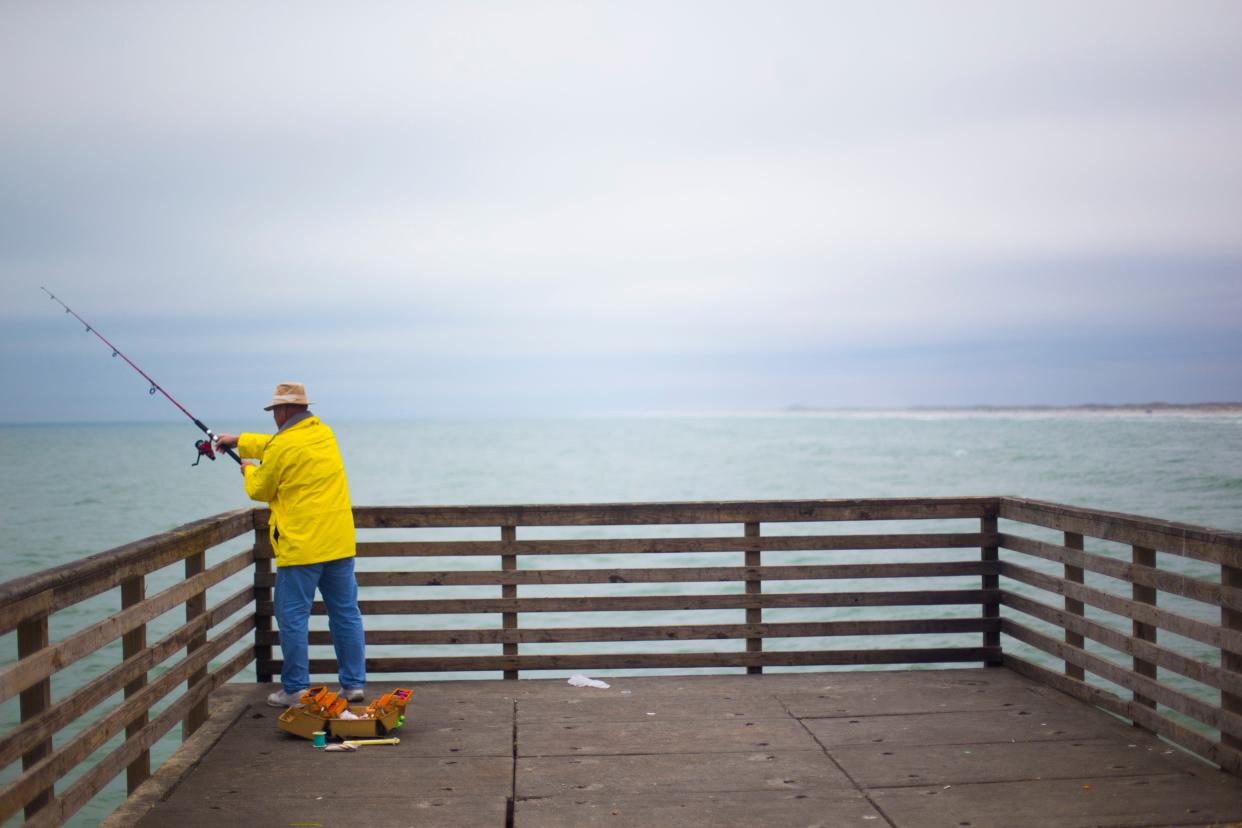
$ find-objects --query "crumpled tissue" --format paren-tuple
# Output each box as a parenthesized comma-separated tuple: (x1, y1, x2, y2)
(567, 674, 610, 689)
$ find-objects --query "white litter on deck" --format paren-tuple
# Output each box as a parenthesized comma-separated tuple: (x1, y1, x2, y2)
(567, 674, 610, 689)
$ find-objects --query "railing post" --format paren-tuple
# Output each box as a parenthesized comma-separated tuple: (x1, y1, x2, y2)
(1223, 559, 1242, 752)
(121, 575, 150, 794)
(184, 549, 208, 738)
(254, 520, 274, 684)
(744, 522, 762, 674)
(1063, 532, 1085, 681)
(502, 525, 518, 680)
(17, 614, 53, 818)
(981, 513, 1000, 666)
(1132, 545, 1157, 722)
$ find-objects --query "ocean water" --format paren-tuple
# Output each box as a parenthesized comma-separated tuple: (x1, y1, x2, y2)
(2, 410, 1241, 824)
(5, 411, 1242, 577)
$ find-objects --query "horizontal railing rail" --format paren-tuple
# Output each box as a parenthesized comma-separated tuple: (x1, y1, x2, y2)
(3, 496, 1239, 825)
(351, 498, 998, 527)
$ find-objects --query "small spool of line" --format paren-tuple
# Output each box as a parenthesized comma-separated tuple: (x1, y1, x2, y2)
(312, 731, 327, 748)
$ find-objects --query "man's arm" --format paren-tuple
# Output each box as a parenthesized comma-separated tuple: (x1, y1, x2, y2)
(216, 433, 273, 460)
(242, 452, 281, 503)
(218, 432, 280, 501)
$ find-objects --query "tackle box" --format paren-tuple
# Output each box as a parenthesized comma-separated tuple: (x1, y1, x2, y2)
(276, 686, 413, 741)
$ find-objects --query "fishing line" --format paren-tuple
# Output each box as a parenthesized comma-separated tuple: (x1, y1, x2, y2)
(41, 287, 241, 466)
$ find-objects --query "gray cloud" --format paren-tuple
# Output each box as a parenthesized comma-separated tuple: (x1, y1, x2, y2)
(3, 1, 1241, 419)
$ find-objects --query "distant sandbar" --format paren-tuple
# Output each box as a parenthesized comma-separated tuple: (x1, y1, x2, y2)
(785, 402, 1242, 414)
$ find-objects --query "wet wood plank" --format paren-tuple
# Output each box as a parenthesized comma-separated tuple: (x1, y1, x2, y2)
(517, 750, 855, 796)
(871, 773, 1242, 828)
(516, 790, 880, 827)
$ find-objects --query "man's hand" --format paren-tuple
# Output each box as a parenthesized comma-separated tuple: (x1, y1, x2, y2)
(240, 459, 257, 475)
(215, 433, 239, 450)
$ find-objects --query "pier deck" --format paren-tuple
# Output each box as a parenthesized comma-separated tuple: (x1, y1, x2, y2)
(113, 669, 1242, 828)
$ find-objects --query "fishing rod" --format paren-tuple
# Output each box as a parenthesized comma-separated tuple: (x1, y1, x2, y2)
(41, 287, 241, 466)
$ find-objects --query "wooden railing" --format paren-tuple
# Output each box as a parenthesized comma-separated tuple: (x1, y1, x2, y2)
(0, 510, 256, 826)
(996, 497, 1242, 775)
(253, 498, 1002, 679)
(1, 496, 1239, 824)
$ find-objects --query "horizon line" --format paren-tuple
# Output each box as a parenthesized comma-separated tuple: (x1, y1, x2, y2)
(4, 400, 1242, 427)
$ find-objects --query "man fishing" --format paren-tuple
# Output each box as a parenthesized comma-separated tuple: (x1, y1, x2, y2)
(215, 382, 367, 708)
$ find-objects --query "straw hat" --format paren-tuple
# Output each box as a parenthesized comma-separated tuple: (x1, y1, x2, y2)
(263, 382, 314, 411)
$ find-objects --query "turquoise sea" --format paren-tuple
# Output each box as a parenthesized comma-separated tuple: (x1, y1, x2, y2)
(2, 411, 1241, 824)
(6, 411, 1242, 570)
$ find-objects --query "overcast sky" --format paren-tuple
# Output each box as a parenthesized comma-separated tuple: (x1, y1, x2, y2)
(2, 1, 1240, 422)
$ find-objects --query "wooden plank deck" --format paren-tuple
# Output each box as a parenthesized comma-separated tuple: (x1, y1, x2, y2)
(109, 669, 1242, 828)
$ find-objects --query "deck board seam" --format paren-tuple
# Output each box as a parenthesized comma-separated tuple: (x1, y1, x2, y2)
(794, 707, 1052, 722)
(821, 736, 1142, 749)
(507, 700, 517, 828)
(517, 749, 840, 758)
(863, 769, 1194, 790)
(779, 693, 900, 828)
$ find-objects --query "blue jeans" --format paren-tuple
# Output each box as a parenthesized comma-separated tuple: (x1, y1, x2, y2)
(274, 556, 366, 693)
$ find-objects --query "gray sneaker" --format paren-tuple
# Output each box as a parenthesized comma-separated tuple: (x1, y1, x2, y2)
(267, 688, 305, 708)
(340, 687, 365, 702)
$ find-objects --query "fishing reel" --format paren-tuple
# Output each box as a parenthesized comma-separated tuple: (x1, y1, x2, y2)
(192, 439, 217, 466)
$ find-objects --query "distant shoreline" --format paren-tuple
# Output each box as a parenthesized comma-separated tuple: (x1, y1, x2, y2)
(784, 402, 1242, 414)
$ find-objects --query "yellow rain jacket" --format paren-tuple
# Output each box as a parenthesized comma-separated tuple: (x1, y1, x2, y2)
(238, 416, 355, 568)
